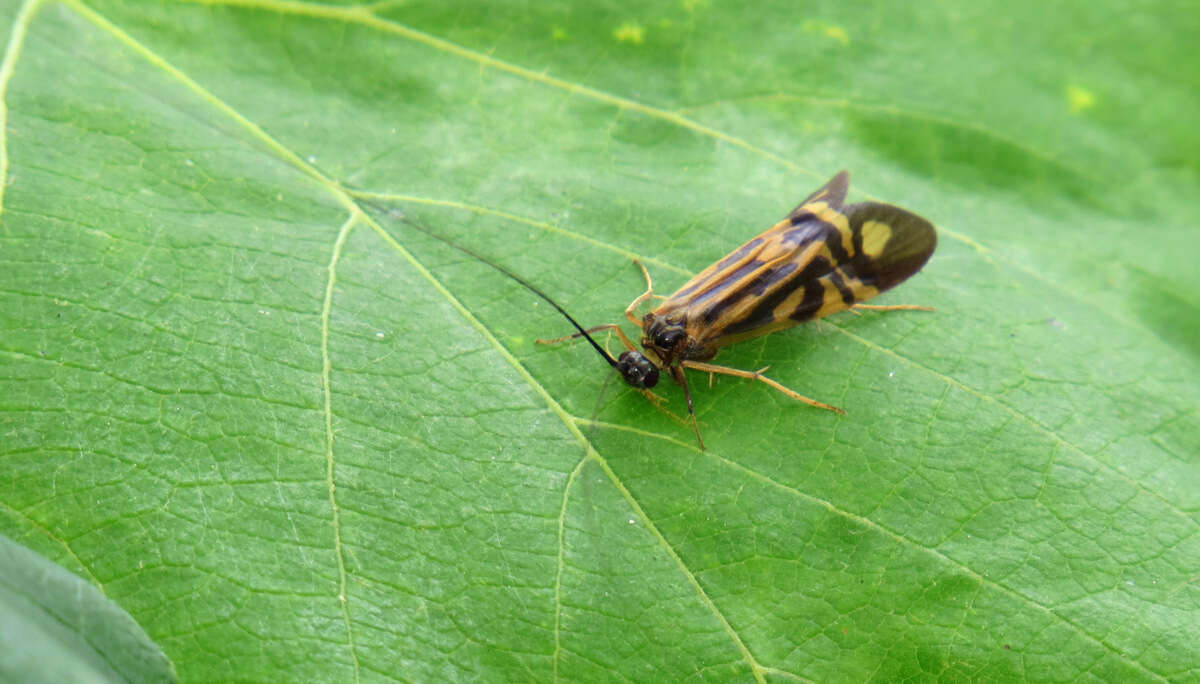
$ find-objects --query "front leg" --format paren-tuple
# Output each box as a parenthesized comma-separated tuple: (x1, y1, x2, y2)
(536, 323, 639, 354)
(623, 260, 657, 328)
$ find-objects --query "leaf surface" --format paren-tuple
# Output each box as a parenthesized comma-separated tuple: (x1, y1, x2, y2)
(1, 0, 1197, 681)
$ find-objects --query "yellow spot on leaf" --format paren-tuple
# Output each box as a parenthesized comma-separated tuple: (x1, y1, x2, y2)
(823, 25, 850, 45)
(802, 20, 850, 46)
(614, 22, 646, 44)
(681, 0, 708, 12)
(551, 26, 568, 41)
(1066, 85, 1096, 113)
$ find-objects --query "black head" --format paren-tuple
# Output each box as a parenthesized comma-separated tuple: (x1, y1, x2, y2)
(616, 350, 660, 389)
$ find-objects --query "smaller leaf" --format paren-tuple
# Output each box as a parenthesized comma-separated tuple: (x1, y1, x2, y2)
(0, 534, 175, 684)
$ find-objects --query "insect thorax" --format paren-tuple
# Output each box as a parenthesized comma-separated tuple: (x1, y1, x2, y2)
(641, 312, 716, 365)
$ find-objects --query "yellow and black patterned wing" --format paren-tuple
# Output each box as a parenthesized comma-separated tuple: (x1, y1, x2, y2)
(655, 171, 850, 315)
(788, 169, 849, 214)
(650, 172, 935, 354)
(795, 200, 937, 322)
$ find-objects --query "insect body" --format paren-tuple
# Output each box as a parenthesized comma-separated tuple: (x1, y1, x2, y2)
(544, 170, 937, 448)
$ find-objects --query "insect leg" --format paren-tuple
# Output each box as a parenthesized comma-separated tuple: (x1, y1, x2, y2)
(536, 323, 639, 352)
(670, 365, 705, 450)
(851, 303, 936, 312)
(623, 260, 656, 328)
(681, 361, 846, 415)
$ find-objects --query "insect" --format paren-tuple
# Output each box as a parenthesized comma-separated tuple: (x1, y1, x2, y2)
(538, 170, 937, 448)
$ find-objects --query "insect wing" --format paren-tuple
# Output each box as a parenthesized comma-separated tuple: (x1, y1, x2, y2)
(652, 172, 846, 316)
(667, 191, 935, 352)
(678, 208, 855, 350)
(794, 201, 937, 323)
(787, 169, 849, 214)
(659, 171, 849, 307)
(843, 201, 937, 293)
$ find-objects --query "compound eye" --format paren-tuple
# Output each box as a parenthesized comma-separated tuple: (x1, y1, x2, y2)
(617, 351, 660, 389)
(641, 365, 660, 388)
(654, 328, 685, 350)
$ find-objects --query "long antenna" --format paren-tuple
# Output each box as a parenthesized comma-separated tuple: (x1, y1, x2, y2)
(356, 197, 621, 371)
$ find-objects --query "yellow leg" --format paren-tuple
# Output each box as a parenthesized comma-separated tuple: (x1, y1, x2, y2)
(852, 303, 936, 312)
(536, 324, 615, 344)
(668, 365, 705, 450)
(637, 387, 668, 407)
(681, 361, 845, 415)
(623, 260, 656, 328)
(536, 323, 639, 353)
(540, 260, 659, 346)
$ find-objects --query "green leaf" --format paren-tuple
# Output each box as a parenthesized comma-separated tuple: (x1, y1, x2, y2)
(2, 0, 1197, 681)
(0, 533, 175, 683)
